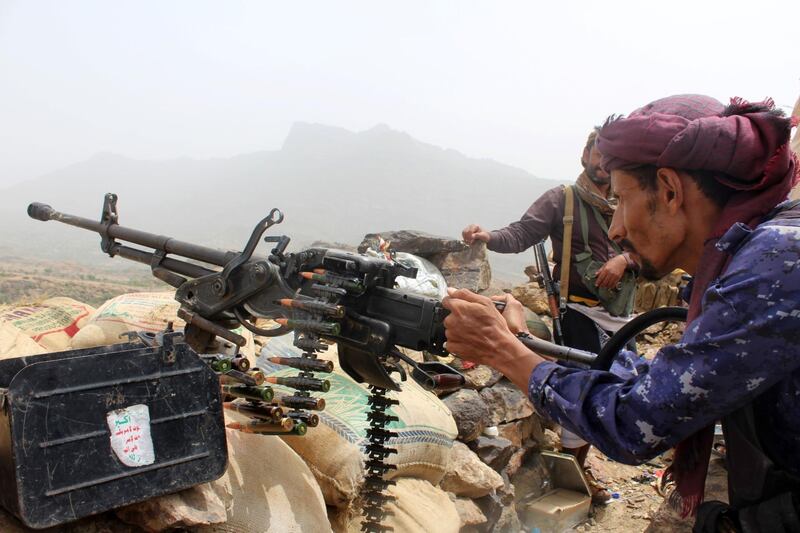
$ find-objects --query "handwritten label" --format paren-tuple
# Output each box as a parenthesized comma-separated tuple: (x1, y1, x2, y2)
(107, 404, 155, 467)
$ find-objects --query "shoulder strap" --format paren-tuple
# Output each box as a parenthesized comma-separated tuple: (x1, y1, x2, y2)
(559, 185, 574, 310)
(577, 193, 623, 255)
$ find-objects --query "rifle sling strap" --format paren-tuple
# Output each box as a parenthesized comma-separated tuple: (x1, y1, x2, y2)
(559, 185, 574, 311)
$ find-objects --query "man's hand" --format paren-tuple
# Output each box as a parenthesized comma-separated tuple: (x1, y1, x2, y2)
(461, 224, 491, 245)
(442, 288, 542, 392)
(442, 288, 518, 364)
(491, 293, 529, 335)
(595, 254, 628, 289)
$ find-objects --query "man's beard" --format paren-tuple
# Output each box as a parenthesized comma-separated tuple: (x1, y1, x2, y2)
(585, 165, 609, 185)
(619, 239, 663, 281)
(639, 260, 663, 281)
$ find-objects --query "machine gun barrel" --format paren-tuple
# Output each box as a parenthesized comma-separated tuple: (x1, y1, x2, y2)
(28, 201, 236, 269)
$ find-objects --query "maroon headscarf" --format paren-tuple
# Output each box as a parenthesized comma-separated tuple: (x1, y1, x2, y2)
(597, 94, 800, 517)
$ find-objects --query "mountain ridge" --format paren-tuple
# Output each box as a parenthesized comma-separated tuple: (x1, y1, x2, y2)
(1, 122, 567, 282)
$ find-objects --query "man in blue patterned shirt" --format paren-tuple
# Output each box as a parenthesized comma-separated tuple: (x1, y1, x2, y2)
(443, 94, 800, 532)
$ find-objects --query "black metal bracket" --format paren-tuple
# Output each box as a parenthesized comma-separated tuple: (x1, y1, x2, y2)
(215, 208, 284, 297)
(99, 193, 119, 256)
(151, 249, 188, 288)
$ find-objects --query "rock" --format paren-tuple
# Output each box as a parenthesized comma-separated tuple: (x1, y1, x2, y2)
(439, 441, 504, 498)
(358, 230, 468, 255)
(525, 309, 552, 341)
(524, 264, 539, 283)
(498, 417, 536, 448)
(634, 269, 687, 313)
(310, 240, 358, 252)
(442, 388, 491, 442)
(511, 282, 550, 315)
(540, 429, 561, 451)
(452, 497, 487, 528)
(479, 380, 534, 425)
(474, 481, 516, 532)
(116, 483, 227, 531)
(429, 243, 491, 292)
(490, 503, 522, 533)
(462, 364, 503, 390)
(469, 436, 516, 472)
(504, 446, 533, 478)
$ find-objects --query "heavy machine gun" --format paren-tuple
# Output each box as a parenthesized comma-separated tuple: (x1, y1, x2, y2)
(28, 193, 472, 532)
(28, 194, 464, 393)
(25, 194, 687, 531)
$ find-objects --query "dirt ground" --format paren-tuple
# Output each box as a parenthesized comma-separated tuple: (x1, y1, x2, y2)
(573, 449, 728, 533)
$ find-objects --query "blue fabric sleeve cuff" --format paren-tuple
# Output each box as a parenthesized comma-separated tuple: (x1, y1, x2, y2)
(528, 361, 561, 413)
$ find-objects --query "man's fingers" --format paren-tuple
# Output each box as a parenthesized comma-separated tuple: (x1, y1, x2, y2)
(448, 287, 491, 305)
(461, 224, 480, 243)
(442, 294, 474, 312)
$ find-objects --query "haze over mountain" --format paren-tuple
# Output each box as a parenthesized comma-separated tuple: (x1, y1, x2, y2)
(0, 123, 565, 282)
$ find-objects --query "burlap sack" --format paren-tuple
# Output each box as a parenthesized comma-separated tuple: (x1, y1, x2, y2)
(197, 429, 332, 533)
(71, 292, 256, 363)
(330, 478, 459, 533)
(0, 297, 94, 352)
(0, 321, 46, 359)
(259, 336, 458, 507)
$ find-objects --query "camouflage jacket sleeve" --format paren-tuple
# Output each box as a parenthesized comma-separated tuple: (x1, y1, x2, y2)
(527, 219, 800, 464)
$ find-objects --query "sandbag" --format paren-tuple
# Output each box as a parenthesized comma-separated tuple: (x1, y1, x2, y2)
(330, 478, 460, 533)
(259, 336, 458, 507)
(393, 252, 448, 300)
(0, 321, 46, 359)
(196, 428, 332, 533)
(71, 292, 256, 363)
(0, 297, 94, 352)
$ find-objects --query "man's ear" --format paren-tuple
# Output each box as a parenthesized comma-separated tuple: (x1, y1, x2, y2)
(656, 168, 684, 214)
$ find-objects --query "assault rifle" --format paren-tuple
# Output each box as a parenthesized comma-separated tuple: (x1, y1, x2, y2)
(532, 240, 565, 345)
(27, 194, 597, 389)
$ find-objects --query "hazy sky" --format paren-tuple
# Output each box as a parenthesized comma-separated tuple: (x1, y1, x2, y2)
(1, 1, 798, 187)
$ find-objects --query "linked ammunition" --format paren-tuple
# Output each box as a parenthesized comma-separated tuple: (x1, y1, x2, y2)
(275, 394, 326, 411)
(311, 283, 347, 296)
(366, 411, 399, 424)
(274, 318, 341, 336)
(366, 427, 396, 441)
(221, 384, 274, 402)
(366, 459, 397, 475)
(267, 356, 334, 373)
(227, 417, 294, 433)
(228, 420, 308, 436)
(219, 369, 265, 386)
(288, 411, 320, 427)
(207, 357, 233, 373)
(219, 373, 252, 386)
(299, 271, 363, 292)
(266, 375, 331, 392)
(277, 298, 345, 319)
(223, 401, 283, 420)
(366, 395, 399, 408)
(231, 356, 250, 372)
(293, 337, 330, 352)
(247, 369, 267, 385)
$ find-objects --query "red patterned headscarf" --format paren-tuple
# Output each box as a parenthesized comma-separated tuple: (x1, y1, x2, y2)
(597, 94, 799, 517)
